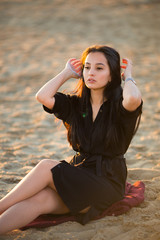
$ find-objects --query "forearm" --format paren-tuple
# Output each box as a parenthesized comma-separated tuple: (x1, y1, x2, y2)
(123, 74, 141, 98)
(36, 68, 71, 109)
(121, 58, 142, 111)
(122, 76, 142, 111)
(36, 58, 82, 109)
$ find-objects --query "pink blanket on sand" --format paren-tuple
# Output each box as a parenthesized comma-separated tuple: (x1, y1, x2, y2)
(20, 181, 145, 230)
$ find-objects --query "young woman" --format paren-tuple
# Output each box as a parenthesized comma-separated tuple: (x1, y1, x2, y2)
(0, 45, 142, 234)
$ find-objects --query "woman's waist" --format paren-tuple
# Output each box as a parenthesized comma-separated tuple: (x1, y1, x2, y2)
(70, 152, 126, 176)
(72, 152, 125, 161)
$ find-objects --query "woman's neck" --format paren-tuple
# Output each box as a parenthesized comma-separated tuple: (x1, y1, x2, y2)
(90, 89, 105, 106)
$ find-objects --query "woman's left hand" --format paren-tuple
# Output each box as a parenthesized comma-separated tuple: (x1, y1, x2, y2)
(121, 58, 133, 80)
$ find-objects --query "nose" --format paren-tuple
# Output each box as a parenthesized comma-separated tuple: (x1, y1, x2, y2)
(88, 67, 95, 76)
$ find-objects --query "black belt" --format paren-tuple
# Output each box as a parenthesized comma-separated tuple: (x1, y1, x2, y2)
(72, 152, 125, 177)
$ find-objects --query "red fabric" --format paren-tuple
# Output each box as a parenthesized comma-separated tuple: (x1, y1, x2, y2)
(20, 181, 145, 230)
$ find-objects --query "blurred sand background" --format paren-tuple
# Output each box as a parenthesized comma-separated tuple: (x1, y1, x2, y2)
(0, 0, 160, 239)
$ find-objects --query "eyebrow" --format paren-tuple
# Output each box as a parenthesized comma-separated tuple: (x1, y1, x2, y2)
(85, 62, 105, 66)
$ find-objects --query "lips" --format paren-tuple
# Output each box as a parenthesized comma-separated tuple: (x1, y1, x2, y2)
(87, 78, 96, 83)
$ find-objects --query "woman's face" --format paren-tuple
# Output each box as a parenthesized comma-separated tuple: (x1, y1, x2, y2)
(83, 52, 111, 91)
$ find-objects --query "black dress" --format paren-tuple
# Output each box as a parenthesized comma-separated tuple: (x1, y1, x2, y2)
(43, 92, 142, 224)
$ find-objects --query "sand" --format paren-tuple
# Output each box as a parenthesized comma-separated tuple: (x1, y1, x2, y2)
(0, 0, 160, 239)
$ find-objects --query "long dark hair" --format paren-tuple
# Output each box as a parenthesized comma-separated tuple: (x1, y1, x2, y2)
(65, 45, 140, 152)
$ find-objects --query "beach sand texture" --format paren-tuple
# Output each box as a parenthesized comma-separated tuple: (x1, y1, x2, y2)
(0, 0, 160, 239)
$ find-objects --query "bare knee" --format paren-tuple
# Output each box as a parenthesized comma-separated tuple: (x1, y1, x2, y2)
(37, 159, 59, 171)
(35, 159, 59, 191)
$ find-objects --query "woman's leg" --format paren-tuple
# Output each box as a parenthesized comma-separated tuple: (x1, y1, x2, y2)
(0, 187, 70, 235)
(0, 159, 59, 214)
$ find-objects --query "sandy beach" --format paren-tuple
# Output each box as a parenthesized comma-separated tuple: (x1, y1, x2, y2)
(0, 0, 160, 239)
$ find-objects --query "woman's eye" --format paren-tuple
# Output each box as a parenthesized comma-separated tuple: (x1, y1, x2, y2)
(84, 66, 90, 69)
(84, 66, 103, 70)
(97, 67, 103, 70)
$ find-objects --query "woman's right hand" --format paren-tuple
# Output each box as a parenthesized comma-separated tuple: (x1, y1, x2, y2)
(65, 58, 82, 78)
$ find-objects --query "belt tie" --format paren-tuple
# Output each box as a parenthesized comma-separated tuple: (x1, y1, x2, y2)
(73, 152, 124, 177)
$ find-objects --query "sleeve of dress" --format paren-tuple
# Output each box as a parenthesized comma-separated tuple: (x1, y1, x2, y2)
(119, 97, 143, 121)
(118, 97, 143, 150)
(42, 92, 72, 122)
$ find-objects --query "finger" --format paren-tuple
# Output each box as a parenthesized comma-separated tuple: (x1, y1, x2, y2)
(72, 64, 82, 73)
(68, 58, 77, 64)
(121, 72, 125, 80)
(121, 65, 126, 69)
(121, 72, 124, 77)
(70, 62, 82, 70)
(123, 58, 133, 66)
(73, 62, 82, 68)
(69, 58, 79, 61)
(122, 59, 128, 64)
(75, 65, 82, 71)
(70, 59, 81, 64)
(75, 66, 82, 73)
